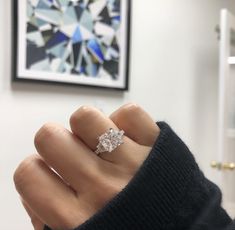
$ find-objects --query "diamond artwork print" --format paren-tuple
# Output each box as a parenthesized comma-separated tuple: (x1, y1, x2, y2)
(13, 0, 130, 90)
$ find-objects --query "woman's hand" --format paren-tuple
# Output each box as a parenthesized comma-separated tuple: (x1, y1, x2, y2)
(13, 103, 160, 230)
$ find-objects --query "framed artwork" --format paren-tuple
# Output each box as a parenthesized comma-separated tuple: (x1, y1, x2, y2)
(12, 0, 131, 90)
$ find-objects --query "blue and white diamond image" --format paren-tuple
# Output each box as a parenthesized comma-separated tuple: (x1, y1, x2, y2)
(26, 0, 121, 79)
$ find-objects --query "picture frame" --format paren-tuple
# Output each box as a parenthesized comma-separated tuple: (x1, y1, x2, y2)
(12, 0, 131, 91)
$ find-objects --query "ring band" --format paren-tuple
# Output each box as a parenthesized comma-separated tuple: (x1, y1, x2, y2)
(95, 128, 125, 155)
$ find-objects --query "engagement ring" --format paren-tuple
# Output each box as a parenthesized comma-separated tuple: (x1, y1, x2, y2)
(95, 128, 125, 155)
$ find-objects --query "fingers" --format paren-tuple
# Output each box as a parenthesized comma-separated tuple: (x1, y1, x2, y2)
(34, 123, 104, 192)
(69, 106, 148, 166)
(110, 103, 160, 146)
(14, 155, 84, 230)
(14, 103, 160, 230)
(34, 104, 159, 188)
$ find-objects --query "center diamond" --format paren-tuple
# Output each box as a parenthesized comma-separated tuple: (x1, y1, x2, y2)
(96, 128, 124, 153)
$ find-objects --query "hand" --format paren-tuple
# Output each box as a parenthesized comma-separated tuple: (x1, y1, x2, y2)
(14, 103, 160, 230)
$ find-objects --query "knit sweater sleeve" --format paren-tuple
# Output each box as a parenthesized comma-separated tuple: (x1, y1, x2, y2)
(44, 122, 234, 230)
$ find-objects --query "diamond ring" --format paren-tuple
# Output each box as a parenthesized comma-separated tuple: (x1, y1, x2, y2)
(95, 128, 125, 155)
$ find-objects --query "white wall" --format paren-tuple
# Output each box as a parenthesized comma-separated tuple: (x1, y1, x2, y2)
(1, 0, 235, 229)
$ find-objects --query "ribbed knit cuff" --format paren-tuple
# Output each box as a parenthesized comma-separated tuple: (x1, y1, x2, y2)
(45, 122, 230, 230)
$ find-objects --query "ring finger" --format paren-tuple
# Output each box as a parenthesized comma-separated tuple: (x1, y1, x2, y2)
(70, 106, 149, 168)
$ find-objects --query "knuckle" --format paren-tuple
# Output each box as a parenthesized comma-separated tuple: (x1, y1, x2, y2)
(34, 123, 59, 147)
(97, 183, 122, 206)
(113, 103, 141, 122)
(13, 155, 40, 192)
(122, 103, 141, 115)
(51, 210, 82, 230)
(107, 183, 122, 196)
(70, 106, 97, 126)
(94, 177, 125, 203)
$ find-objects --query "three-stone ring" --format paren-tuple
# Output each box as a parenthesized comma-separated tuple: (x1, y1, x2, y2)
(95, 128, 125, 155)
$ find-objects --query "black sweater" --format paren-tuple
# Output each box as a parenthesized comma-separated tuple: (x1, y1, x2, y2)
(45, 122, 234, 230)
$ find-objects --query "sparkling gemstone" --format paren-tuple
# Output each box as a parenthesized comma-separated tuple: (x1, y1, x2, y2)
(96, 128, 124, 154)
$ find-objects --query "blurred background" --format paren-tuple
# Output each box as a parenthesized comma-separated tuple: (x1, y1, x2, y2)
(1, 0, 235, 229)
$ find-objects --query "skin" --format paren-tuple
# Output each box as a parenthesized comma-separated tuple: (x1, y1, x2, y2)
(13, 103, 160, 230)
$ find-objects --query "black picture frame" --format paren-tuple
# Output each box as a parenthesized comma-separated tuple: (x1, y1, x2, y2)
(12, 0, 131, 91)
